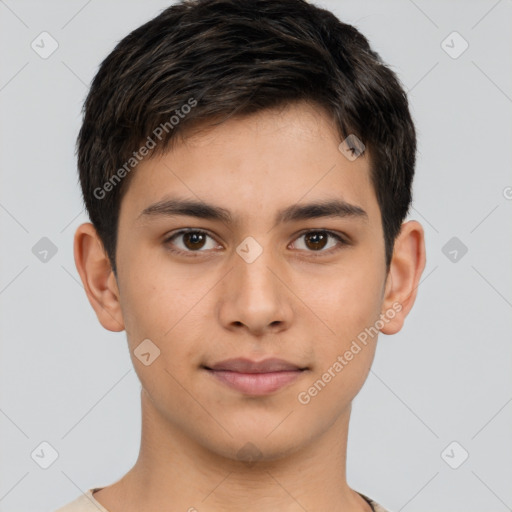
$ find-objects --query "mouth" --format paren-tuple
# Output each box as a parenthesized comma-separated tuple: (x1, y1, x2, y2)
(202, 357, 309, 396)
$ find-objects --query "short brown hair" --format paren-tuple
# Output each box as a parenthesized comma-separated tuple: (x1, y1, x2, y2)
(77, 0, 416, 274)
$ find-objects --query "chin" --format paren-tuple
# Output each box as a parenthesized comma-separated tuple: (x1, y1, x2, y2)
(198, 427, 307, 465)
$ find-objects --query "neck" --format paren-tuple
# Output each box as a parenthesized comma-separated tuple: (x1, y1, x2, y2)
(94, 389, 372, 512)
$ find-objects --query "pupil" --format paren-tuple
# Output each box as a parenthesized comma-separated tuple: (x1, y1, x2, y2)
(306, 232, 327, 250)
(185, 232, 205, 250)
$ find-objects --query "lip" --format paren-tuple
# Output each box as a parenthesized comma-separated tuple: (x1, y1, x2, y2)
(203, 358, 308, 396)
(207, 357, 305, 373)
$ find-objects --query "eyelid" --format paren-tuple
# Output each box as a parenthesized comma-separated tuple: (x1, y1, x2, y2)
(163, 228, 222, 257)
(164, 228, 217, 242)
(163, 228, 349, 256)
(288, 229, 349, 256)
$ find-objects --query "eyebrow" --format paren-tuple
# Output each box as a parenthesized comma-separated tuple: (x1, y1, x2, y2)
(138, 197, 368, 226)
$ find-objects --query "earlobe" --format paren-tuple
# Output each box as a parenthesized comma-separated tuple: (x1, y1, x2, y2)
(380, 220, 426, 335)
(73, 222, 125, 332)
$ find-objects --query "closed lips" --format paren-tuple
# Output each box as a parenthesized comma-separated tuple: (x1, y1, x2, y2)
(204, 357, 307, 373)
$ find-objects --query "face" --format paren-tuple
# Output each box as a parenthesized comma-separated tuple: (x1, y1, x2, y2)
(112, 102, 393, 460)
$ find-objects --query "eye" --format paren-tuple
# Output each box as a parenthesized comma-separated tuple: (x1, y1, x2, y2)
(290, 230, 346, 254)
(164, 228, 348, 258)
(164, 229, 221, 255)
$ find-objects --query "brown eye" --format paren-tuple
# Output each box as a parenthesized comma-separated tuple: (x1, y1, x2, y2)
(291, 230, 346, 254)
(304, 231, 329, 250)
(183, 232, 207, 250)
(165, 230, 220, 254)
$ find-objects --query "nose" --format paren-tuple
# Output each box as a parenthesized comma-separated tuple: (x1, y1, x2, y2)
(216, 247, 294, 337)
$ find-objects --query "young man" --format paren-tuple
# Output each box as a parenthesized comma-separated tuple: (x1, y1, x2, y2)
(57, 0, 425, 510)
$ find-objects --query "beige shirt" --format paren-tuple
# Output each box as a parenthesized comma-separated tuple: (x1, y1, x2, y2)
(55, 488, 391, 512)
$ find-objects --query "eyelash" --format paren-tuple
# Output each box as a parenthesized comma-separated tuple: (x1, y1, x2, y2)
(163, 229, 349, 258)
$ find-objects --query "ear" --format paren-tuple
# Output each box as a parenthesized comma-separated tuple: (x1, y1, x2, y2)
(380, 220, 426, 335)
(73, 222, 125, 332)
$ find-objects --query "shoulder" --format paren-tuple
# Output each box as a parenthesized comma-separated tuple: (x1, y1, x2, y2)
(358, 491, 393, 512)
(54, 488, 110, 512)
(370, 499, 393, 512)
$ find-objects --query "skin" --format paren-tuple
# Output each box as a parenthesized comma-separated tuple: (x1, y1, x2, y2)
(74, 101, 425, 512)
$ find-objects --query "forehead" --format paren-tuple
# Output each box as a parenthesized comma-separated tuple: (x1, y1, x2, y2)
(119, 102, 379, 225)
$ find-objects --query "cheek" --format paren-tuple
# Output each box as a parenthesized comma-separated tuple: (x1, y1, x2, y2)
(117, 250, 188, 339)
(331, 287, 382, 341)
(118, 266, 209, 374)
(307, 252, 385, 390)
(298, 280, 383, 416)
(323, 261, 384, 338)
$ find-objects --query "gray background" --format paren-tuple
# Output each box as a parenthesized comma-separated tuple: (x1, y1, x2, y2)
(1, 1, 511, 511)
